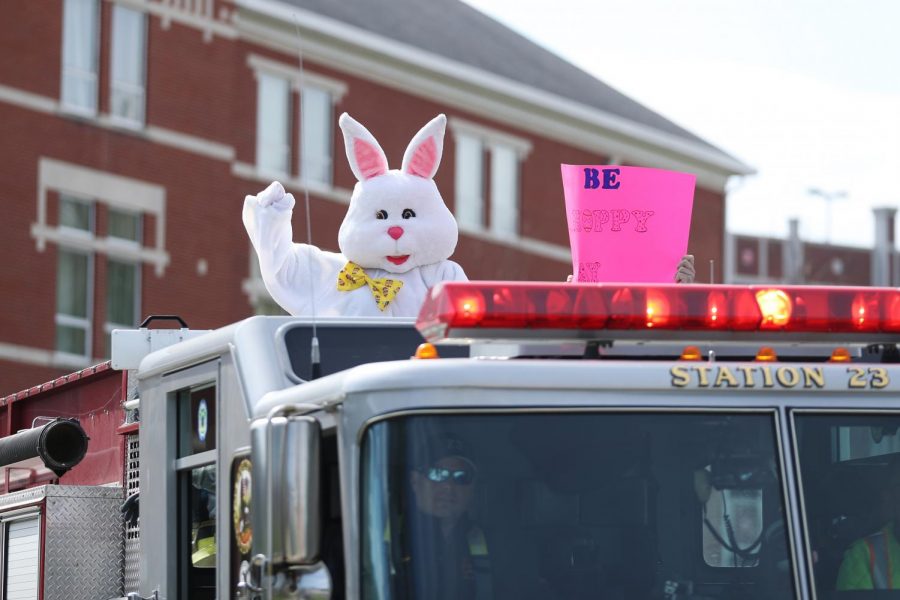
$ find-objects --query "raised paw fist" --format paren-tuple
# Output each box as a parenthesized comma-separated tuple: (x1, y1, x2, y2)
(256, 181, 295, 211)
(674, 254, 695, 284)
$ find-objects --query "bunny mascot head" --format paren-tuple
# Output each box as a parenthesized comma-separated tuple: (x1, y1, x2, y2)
(242, 113, 467, 318)
(337, 113, 459, 272)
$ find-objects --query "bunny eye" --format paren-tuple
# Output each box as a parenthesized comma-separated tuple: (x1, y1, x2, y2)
(402, 209, 416, 219)
(375, 210, 388, 220)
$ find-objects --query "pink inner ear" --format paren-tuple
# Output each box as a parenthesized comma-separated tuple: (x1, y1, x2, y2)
(354, 139, 387, 180)
(406, 137, 437, 178)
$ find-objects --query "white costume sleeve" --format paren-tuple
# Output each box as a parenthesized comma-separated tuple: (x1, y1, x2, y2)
(421, 260, 468, 288)
(442, 260, 469, 282)
(242, 193, 341, 315)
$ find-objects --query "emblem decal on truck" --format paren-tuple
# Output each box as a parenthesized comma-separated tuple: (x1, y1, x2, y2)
(198, 399, 208, 442)
(233, 458, 253, 555)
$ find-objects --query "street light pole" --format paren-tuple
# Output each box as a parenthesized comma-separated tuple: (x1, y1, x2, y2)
(808, 187, 848, 244)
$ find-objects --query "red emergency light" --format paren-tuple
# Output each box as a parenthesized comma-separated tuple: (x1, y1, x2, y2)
(415, 282, 900, 343)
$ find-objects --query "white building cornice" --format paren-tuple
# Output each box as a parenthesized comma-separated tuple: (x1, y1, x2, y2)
(233, 0, 754, 191)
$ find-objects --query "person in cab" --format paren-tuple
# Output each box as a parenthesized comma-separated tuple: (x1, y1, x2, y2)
(400, 435, 492, 600)
(837, 459, 900, 590)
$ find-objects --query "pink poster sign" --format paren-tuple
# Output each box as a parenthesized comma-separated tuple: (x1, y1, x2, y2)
(561, 165, 696, 283)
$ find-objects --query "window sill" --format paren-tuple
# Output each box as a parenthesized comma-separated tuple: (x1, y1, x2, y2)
(231, 162, 352, 205)
(99, 114, 147, 134)
(58, 108, 148, 137)
(32, 223, 168, 270)
(58, 104, 99, 121)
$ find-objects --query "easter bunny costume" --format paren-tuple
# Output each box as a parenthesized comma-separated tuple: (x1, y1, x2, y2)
(243, 113, 467, 317)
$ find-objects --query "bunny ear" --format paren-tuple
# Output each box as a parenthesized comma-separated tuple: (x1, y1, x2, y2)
(401, 114, 446, 179)
(339, 113, 389, 181)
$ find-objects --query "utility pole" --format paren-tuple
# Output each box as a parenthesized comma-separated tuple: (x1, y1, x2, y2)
(808, 188, 847, 244)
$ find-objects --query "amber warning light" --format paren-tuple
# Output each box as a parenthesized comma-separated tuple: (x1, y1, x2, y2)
(415, 282, 900, 343)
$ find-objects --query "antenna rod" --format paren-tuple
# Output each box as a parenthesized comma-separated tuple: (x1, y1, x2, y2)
(293, 13, 321, 380)
(709, 259, 715, 285)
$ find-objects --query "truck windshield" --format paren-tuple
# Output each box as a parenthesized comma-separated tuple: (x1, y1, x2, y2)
(361, 412, 794, 600)
(794, 413, 900, 598)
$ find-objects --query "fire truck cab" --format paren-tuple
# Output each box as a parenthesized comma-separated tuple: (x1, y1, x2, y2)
(3, 281, 900, 600)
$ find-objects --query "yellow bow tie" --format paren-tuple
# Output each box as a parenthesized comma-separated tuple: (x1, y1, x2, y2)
(337, 262, 404, 311)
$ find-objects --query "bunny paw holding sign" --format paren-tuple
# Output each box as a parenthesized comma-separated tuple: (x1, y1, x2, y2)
(243, 113, 466, 317)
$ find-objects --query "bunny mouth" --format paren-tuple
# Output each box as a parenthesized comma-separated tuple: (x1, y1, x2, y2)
(386, 255, 410, 265)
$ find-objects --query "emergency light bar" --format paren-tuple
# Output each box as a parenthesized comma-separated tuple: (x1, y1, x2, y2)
(415, 282, 900, 344)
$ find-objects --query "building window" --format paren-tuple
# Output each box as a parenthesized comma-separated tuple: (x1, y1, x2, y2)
(35, 160, 166, 366)
(56, 196, 94, 359)
(108, 207, 141, 243)
(453, 133, 484, 229)
(107, 260, 138, 328)
(34, 157, 169, 277)
(255, 72, 291, 176)
(247, 55, 347, 184)
(449, 118, 531, 237)
(54, 200, 145, 360)
(489, 144, 520, 236)
(105, 209, 142, 356)
(61, 0, 100, 114)
(60, 194, 93, 232)
(56, 249, 93, 357)
(110, 5, 147, 126)
(300, 85, 333, 186)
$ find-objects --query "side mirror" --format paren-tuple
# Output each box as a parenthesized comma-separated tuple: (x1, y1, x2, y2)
(282, 415, 322, 564)
(251, 413, 321, 566)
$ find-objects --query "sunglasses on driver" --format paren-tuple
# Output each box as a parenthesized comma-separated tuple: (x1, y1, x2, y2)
(423, 466, 476, 486)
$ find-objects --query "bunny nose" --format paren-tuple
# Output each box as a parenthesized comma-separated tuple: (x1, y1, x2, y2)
(388, 226, 404, 240)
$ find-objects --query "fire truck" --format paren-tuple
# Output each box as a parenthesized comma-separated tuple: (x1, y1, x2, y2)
(3, 281, 900, 600)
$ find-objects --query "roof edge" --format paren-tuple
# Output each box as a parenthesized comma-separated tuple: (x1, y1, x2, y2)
(234, 0, 754, 177)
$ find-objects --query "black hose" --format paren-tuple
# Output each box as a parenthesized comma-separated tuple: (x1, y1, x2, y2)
(0, 418, 89, 476)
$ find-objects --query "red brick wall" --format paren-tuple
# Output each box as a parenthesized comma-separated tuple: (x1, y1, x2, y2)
(1, 2, 63, 97)
(688, 185, 726, 284)
(149, 20, 240, 145)
(0, 1, 729, 395)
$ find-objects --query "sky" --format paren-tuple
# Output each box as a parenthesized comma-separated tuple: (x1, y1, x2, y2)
(462, 0, 900, 249)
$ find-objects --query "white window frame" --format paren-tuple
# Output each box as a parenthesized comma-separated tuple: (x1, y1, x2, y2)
(53, 194, 96, 366)
(254, 71, 292, 177)
(60, 0, 100, 116)
(488, 143, 521, 237)
(104, 209, 143, 338)
(55, 194, 95, 362)
(247, 54, 347, 186)
(103, 259, 141, 332)
(109, 4, 148, 128)
(453, 132, 485, 230)
(299, 84, 334, 186)
(32, 158, 169, 276)
(55, 244, 95, 365)
(448, 117, 531, 238)
(30, 159, 165, 367)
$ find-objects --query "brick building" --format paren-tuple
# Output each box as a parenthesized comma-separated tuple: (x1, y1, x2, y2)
(726, 209, 899, 286)
(0, 0, 749, 394)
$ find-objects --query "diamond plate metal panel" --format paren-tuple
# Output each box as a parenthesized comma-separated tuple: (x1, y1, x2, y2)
(43, 486, 124, 600)
(124, 433, 141, 594)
